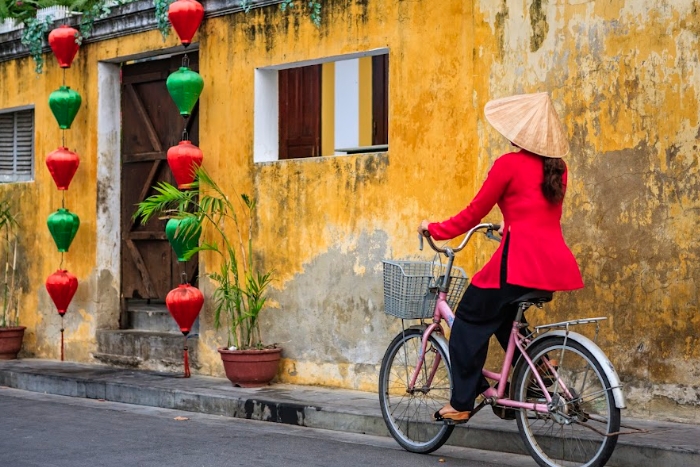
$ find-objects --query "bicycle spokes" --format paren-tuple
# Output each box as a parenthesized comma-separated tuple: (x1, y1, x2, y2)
(513, 336, 620, 467)
(379, 329, 454, 453)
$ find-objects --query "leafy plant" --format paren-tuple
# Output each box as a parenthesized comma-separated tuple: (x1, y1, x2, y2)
(1, 1, 138, 74)
(0, 197, 20, 328)
(134, 168, 274, 350)
(153, 0, 174, 39)
(77, 0, 136, 44)
(280, 0, 322, 27)
(307, 0, 321, 27)
(20, 14, 53, 74)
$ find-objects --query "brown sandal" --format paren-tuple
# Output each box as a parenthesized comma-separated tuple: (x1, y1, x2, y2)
(434, 409, 471, 423)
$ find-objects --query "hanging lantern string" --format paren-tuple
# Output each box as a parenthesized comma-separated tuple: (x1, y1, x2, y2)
(182, 54, 190, 68)
(61, 190, 65, 209)
(60, 252, 64, 270)
(181, 270, 188, 285)
(183, 335, 191, 378)
(62, 67, 66, 87)
(60, 318, 65, 362)
(182, 129, 189, 142)
(62, 129, 65, 148)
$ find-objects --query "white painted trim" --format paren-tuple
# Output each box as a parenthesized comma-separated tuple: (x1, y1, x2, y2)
(334, 59, 360, 150)
(254, 69, 279, 163)
(96, 62, 122, 284)
(0, 104, 35, 114)
(259, 48, 390, 70)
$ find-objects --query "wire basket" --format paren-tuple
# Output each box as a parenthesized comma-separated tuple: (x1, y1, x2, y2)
(382, 260, 468, 320)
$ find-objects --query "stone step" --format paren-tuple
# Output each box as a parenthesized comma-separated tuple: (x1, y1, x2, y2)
(94, 330, 198, 373)
(127, 301, 199, 334)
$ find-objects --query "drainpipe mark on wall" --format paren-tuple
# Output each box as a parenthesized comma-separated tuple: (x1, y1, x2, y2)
(495, 0, 509, 60)
(529, 0, 549, 52)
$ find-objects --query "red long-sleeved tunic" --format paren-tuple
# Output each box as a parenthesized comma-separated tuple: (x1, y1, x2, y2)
(428, 151, 584, 291)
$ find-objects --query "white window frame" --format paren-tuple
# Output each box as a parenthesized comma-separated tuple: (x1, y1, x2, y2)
(0, 105, 35, 183)
(254, 48, 389, 163)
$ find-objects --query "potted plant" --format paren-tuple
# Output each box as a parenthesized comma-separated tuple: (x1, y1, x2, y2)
(0, 197, 24, 360)
(134, 167, 280, 387)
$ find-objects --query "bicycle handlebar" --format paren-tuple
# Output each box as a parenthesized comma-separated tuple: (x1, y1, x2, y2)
(419, 223, 501, 255)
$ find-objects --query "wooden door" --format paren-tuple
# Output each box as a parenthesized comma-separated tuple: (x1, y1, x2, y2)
(278, 65, 322, 159)
(372, 54, 389, 146)
(121, 54, 199, 304)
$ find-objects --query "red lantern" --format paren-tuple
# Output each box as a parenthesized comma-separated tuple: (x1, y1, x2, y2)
(46, 147, 80, 190)
(48, 25, 80, 68)
(167, 140, 203, 189)
(165, 284, 204, 336)
(168, 0, 205, 47)
(46, 270, 78, 316)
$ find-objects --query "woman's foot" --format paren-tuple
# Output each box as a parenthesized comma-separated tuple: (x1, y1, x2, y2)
(433, 404, 471, 423)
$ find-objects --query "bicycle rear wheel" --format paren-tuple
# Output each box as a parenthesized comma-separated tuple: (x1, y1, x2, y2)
(512, 336, 620, 467)
(378, 328, 454, 453)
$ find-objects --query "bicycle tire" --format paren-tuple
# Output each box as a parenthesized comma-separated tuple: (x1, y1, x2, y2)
(378, 328, 454, 453)
(512, 336, 620, 467)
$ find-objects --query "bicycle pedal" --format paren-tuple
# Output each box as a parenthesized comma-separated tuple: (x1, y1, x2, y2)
(440, 418, 469, 426)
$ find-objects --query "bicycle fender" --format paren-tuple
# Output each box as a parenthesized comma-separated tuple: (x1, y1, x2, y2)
(431, 334, 450, 365)
(528, 330, 626, 409)
(406, 325, 451, 366)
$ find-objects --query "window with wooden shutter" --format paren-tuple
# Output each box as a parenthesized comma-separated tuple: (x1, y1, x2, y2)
(0, 107, 35, 183)
(256, 50, 389, 162)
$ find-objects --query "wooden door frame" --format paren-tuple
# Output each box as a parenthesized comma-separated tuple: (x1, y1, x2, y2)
(120, 53, 200, 320)
(95, 47, 201, 330)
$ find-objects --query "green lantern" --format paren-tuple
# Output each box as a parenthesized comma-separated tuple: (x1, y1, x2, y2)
(166, 67, 204, 118)
(47, 208, 80, 253)
(166, 217, 201, 262)
(48, 86, 82, 130)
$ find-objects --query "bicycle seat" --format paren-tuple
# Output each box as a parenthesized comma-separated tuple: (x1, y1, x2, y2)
(511, 290, 553, 305)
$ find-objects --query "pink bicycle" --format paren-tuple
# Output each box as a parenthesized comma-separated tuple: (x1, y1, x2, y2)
(379, 223, 625, 467)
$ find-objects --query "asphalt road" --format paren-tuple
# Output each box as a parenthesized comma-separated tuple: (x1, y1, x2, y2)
(0, 387, 537, 467)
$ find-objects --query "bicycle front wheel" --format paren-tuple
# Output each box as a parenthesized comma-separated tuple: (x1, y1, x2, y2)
(512, 336, 620, 467)
(378, 328, 454, 453)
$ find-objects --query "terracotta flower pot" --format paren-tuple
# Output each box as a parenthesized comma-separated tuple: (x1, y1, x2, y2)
(218, 347, 282, 388)
(0, 326, 26, 360)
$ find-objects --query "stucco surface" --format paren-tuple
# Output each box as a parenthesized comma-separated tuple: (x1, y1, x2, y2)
(1, 0, 700, 421)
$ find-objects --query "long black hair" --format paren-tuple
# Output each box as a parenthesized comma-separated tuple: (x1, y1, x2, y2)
(541, 157, 566, 203)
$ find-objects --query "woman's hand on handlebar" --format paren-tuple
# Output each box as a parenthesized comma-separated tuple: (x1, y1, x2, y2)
(417, 219, 431, 237)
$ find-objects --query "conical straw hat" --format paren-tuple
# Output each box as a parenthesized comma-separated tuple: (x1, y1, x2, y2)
(484, 92, 569, 158)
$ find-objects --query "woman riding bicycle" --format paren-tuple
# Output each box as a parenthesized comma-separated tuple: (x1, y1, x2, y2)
(417, 92, 584, 423)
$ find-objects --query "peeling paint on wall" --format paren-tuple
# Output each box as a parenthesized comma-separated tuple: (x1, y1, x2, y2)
(529, 0, 549, 52)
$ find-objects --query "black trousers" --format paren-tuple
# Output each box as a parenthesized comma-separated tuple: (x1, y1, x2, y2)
(448, 234, 534, 412)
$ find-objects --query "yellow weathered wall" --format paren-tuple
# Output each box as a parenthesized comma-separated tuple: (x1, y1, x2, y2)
(2, 0, 700, 422)
(191, 0, 480, 393)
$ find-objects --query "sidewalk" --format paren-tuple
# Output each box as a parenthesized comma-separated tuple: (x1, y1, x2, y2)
(0, 359, 697, 467)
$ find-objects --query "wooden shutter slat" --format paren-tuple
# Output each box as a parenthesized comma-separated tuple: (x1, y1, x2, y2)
(0, 108, 34, 181)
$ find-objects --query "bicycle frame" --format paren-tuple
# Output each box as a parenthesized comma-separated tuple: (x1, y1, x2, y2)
(407, 224, 563, 415)
(408, 290, 555, 414)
